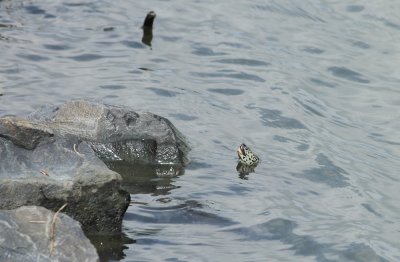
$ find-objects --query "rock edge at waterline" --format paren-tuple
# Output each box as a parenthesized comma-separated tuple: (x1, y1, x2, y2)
(0, 100, 190, 234)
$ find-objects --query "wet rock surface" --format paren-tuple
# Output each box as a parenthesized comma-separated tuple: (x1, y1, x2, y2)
(0, 100, 189, 234)
(0, 124, 129, 234)
(29, 100, 189, 166)
(0, 206, 99, 262)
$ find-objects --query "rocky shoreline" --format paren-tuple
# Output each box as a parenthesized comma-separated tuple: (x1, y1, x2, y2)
(0, 100, 189, 260)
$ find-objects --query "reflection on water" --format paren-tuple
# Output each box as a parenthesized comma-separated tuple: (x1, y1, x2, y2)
(236, 162, 257, 179)
(248, 105, 307, 129)
(291, 153, 349, 188)
(90, 160, 184, 260)
(126, 199, 235, 226)
(87, 233, 135, 262)
(228, 218, 388, 261)
(106, 161, 184, 195)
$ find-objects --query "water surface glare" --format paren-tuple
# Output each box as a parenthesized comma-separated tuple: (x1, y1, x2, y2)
(1, 0, 400, 261)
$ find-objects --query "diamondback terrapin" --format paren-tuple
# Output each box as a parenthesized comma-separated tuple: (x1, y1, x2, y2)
(237, 143, 259, 166)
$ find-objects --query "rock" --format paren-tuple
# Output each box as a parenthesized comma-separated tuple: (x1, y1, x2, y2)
(0, 206, 99, 262)
(0, 100, 189, 234)
(29, 100, 189, 166)
(0, 129, 130, 234)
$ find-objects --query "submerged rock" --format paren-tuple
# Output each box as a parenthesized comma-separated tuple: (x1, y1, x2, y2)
(0, 100, 189, 233)
(0, 206, 99, 262)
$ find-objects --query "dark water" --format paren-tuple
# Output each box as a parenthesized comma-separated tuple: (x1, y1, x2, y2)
(1, 0, 400, 261)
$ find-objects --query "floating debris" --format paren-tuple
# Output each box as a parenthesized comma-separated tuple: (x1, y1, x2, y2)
(103, 27, 114, 32)
(141, 11, 156, 47)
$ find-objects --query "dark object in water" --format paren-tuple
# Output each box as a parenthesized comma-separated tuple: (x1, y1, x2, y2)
(142, 11, 156, 28)
(141, 11, 156, 47)
(138, 67, 153, 71)
(103, 27, 114, 32)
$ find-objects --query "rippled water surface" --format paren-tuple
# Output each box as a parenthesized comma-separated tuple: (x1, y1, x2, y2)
(1, 0, 400, 261)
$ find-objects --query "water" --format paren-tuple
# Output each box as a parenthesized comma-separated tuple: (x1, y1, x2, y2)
(1, 0, 400, 261)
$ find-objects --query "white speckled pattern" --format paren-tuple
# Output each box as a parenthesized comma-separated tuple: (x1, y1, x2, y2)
(237, 143, 259, 166)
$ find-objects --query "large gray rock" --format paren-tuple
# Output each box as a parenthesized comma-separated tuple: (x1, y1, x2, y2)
(0, 206, 99, 262)
(28, 100, 189, 166)
(0, 124, 129, 234)
(0, 100, 189, 234)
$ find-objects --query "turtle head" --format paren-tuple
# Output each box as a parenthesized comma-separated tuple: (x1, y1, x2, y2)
(237, 144, 248, 159)
(236, 143, 259, 166)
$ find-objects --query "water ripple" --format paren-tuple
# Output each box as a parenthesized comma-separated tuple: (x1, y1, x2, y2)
(207, 88, 244, 96)
(273, 135, 309, 152)
(68, 54, 105, 61)
(17, 53, 49, 61)
(147, 88, 181, 97)
(193, 72, 265, 83)
(99, 85, 126, 90)
(228, 219, 388, 261)
(213, 58, 270, 67)
(292, 153, 349, 187)
(346, 5, 365, 13)
(43, 44, 72, 51)
(255, 3, 325, 22)
(192, 46, 226, 56)
(24, 5, 46, 15)
(310, 78, 337, 88)
(121, 40, 145, 49)
(353, 41, 370, 49)
(293, 97, 325, 118)
(327, 66, 370, 84)
(169, 113, 198, 121)
(126, 199, 235, 226)
(302, 47, 325, 54)
(248, 105, 307, 129)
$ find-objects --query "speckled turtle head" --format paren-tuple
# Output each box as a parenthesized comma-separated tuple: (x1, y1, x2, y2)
(237, 143, 259, 166)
